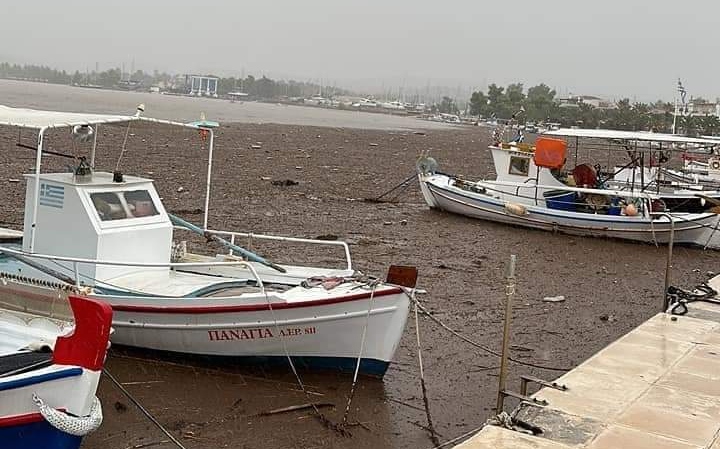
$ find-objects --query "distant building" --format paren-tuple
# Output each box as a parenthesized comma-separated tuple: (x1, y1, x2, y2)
(185, 75, 219, 97)
(687, 101, 720, 117)
(557, 94, 616, 110)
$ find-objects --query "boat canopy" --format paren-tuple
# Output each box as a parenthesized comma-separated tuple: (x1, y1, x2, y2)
(0, 105, 137, 129)
(0, 104, 204, 131)
(544, 128, 720, 146)
(0, 105, 217, 249)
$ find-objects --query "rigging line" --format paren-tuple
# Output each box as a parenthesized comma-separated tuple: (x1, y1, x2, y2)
(114, 120, 133, 172)
(103, 369, 188, 449)
(410, 297, 571, 372)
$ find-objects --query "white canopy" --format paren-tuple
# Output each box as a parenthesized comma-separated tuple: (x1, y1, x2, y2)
(543, 128, 720, 146)
(0, 105, 205, 131)
(0, 105, 137, 129)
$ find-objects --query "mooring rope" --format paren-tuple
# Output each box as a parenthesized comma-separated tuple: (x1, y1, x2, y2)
(261, 282, 351, 437)
(104, 369, 188, 449)
(412, 290, 441, 446)
(370, 172, 417, 203)
(408, 295, 571, 372)
(341, 280, 379, 428)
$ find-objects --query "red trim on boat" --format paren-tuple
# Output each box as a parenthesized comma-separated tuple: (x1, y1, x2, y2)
(0, 410, 65, 427)
(109, 287, 405, 314)
(53, 296, 113, 370)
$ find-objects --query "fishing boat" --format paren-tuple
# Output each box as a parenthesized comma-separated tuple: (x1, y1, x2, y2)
(542, 128, 720, 210)
(0, 105, 416, 377)
(0, 294, 112, 448)
(417, 128, 720, 248)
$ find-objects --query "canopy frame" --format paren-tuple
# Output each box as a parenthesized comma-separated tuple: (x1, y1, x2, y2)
(0, 105, 215, 252)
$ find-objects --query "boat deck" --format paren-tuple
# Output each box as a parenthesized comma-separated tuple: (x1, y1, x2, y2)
(455, 300, 720, 449)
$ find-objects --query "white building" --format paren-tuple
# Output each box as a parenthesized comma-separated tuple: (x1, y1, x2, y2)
(186, 75, 219, 97)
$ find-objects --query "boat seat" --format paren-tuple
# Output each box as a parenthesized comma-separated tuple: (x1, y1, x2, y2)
(0, 351, 53, 377)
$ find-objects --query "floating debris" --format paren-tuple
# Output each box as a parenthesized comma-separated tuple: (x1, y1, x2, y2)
(271, 179, 299, 187)
(542, 295, 566, 303)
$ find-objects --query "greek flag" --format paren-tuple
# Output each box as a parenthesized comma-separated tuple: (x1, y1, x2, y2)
(39, 183, 64, 208)
(677, 79, 687, 105)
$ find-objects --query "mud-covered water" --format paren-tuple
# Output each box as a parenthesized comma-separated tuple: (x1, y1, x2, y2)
(0, 117, 716, 449)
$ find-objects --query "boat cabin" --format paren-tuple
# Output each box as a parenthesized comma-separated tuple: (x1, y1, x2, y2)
(22, 171, 172, 283)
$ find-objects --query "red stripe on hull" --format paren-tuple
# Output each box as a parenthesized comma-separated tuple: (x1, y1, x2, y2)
(108, 287, 405, 314)
(0, 410, 65, 427)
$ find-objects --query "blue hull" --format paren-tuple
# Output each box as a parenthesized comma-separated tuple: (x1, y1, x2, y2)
(0, 420, 81, 449)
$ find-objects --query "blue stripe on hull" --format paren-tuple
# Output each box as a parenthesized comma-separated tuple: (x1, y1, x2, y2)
(112, 345, 391, 377)
(0, 420, 82, 449)
(243, 355, 391, 377)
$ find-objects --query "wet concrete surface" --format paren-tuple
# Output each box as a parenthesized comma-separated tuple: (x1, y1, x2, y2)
(0, 122, 717, 448)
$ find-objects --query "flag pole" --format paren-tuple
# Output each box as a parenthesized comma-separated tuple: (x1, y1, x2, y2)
(672, 79, 679, 135)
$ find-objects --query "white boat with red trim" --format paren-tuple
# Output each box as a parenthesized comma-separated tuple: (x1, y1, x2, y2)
(0, 295, 112, 449)
(0, 105, 415, 377)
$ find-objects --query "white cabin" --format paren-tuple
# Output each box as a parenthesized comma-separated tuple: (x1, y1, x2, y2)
(22, 171, 172, 283)
(489, 144, 566, 199)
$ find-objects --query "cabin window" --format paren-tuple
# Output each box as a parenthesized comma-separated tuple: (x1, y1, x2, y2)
(123, 190, 159, 218)
(90, 190, 159, 221)
(508, 156, 530, 176)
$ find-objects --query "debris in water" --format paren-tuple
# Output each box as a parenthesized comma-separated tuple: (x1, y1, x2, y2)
(176, 186, 185, 193)
(369, 143, 379, 147)
(316, 234, 338, 241)
(250, 144, 262, 149)
(543, 295, 566, 303)
(271, 179, 299, 187)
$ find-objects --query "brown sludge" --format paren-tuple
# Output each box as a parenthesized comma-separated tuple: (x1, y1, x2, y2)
(0, 123, 714, 449)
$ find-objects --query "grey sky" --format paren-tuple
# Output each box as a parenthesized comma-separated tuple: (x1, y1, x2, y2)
(1, 0, 717, 101)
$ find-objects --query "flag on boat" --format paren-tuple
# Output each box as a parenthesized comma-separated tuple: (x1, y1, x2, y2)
(39, 183, 64, 208)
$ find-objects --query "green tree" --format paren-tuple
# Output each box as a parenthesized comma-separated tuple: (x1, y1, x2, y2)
(437, 96, 459, 114)
(525, 84, 556, 121)
(469, 90, 490, 116)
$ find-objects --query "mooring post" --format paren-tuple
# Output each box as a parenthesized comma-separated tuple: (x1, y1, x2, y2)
(661, 213, 675, 312)
(496, 254, 517, 413)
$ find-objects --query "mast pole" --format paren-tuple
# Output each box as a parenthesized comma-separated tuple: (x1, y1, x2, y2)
(202, 129, 214, 230)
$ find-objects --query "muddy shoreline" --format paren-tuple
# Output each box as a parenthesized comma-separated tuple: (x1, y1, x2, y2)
(0, 122, 715, 449)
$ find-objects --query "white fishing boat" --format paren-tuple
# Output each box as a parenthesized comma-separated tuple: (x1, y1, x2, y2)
(540, 128, 720, 209)
(0, 105, 417, 377)
(0, 294, 112, 448)
(417, 129, 720, 248)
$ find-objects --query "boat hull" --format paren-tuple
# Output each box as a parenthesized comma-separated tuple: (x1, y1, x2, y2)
(104, 288, 410, 377)
(0, 417, 82, 449)
(0, 281, 410, 377)
(420, 174, 720, 248)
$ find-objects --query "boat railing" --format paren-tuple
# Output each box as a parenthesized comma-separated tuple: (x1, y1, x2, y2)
(480, 179, 663, 200)
(0, 246, 266, 294)
(199, 228, 353, 271)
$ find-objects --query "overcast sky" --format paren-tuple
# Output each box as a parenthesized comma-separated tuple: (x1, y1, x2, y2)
(1, 0, 717, 101)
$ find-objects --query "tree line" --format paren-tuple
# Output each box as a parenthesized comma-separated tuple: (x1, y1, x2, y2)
(469, 83, 720, 136)
(0, 61, 348, 100)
